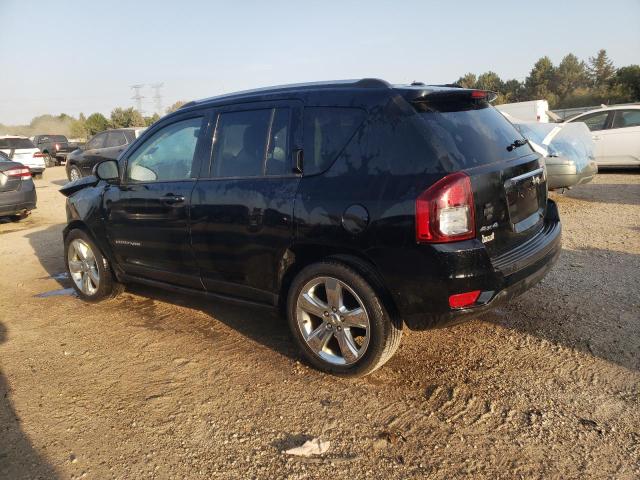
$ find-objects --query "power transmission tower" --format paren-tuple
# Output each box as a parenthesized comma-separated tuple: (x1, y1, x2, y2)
(130, 84, 145, 114)
(151, 82, 164, 115)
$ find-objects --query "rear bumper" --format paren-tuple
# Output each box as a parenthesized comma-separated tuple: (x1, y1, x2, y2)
(380, 200, 562, 330)
(0, 186, 37, 216)
(28, 167, 45, 174)
(547, 159, 598, 190)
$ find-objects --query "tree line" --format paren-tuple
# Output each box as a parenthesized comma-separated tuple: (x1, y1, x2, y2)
(456, 49, 640, 108)
(0, 101, 186, 140)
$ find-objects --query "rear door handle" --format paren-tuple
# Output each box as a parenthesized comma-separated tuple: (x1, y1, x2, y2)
(162, 194, 185, 205)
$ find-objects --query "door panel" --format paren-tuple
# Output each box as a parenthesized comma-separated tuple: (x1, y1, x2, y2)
(104, 114, 210, 289)
(190, 102, 302, 303)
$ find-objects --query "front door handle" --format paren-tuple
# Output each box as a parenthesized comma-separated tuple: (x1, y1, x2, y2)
(163, 194, 185, 205)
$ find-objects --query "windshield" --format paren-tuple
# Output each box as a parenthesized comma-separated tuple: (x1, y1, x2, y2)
(414, 102, 532, 170)
(0, 138, 36, 149)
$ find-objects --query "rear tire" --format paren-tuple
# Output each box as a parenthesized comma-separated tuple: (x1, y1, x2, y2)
(286, 261, 402, 377)
(64, 229, 122, 302)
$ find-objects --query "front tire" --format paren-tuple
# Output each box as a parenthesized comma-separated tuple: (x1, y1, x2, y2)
(287, 261, 402, 377)
(64, 229, 122, 302)
(67, 165, 81, 182)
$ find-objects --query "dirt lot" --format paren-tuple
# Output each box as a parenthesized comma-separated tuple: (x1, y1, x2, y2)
(1, 166, 639, 479)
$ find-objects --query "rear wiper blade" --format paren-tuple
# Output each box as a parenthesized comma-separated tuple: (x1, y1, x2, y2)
(506, 139, 528, 152)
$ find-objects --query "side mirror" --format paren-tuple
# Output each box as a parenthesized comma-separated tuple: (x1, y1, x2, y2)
(93, 160, 120, 183)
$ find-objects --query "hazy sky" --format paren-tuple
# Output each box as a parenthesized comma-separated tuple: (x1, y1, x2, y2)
(1, 0, 639, 124)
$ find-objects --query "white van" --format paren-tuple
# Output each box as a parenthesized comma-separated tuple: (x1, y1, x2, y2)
(496, 100, 550, 123)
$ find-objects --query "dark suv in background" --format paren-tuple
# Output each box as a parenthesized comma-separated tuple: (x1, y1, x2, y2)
(61, 79, 561, 376)
(65, 127, 145, 181)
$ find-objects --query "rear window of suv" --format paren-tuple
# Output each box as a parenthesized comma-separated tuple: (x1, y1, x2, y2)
(413, 101, 531, 170)
(303, 107, 366, 175)
(0, 138, 36, 149)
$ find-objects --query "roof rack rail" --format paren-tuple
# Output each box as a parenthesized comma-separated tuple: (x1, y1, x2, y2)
(354, 78, 391, 89)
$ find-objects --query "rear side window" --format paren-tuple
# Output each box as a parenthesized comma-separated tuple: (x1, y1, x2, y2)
(105, 131, 127, 148)
(612, 110, 640, 129)
(212, 108, 291, 178)
(414, 102, 530, 169)
(303, 107, 365, 175)
(0, 138, 36, 149)
(86, 133, 106, 150)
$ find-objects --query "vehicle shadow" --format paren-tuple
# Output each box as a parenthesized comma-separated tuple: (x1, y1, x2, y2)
(0, 322, 60, 479)
(482, 246, 639, 372)
(25, 224, 297, 360)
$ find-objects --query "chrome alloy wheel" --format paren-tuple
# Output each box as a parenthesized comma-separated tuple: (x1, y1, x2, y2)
(67, 239, 100, 295)
(296, 276, 371, 365)
(69, 168, 80, 181)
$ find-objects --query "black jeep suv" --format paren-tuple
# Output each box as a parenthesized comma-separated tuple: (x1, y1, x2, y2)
(60, 79, 561, 376)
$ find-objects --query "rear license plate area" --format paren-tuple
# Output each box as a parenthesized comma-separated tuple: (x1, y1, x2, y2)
(504, 168, 545, 233)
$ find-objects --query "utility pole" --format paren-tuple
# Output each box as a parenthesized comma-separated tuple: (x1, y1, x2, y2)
(130, 84, 145, 114)
(151, 82, 164, 115)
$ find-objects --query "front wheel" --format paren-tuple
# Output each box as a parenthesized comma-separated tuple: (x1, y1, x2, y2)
(287, 261, 402, 377)
(64, 229, 122, 302)
(67, 165, 81, 181)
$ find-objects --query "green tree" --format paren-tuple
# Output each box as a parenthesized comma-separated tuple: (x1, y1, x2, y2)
(144, 113, 161, 127)
(70, 113, 87, 139)
(611, 65, 640, 101)
(85, 113, 109, 136)
(588, 49, 616, 90)
(524, 56, 558, 106)
(455, 73, 477, 89)
(476, 71, 504, 92)
(166, 100, 187, 114)
(110, 107, 145, 128)
(555, 53, 588, 100)
(502, 79, 525, 103)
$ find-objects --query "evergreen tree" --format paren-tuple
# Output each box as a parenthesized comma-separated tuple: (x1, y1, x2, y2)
(588, 49, 616, 90)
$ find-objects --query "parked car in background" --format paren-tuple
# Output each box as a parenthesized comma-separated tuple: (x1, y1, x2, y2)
(32, 134, 78, 166)
(0, 151, 37, 220)
(514, 122, 598, 190)
(60, 79, 561, 376)
(0, 136, 46, 178)
(65, 127, 146, 181)
(496, 100, 550, 123)
(566, 105, 640, 168)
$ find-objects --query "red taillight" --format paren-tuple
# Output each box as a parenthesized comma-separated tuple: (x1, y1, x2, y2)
(416, 172, 476, 243)
(470, 90, 488, 99)
(4, 167, 31, 179)
(449, 290, 481, 309)
(33, 152, 45, 158)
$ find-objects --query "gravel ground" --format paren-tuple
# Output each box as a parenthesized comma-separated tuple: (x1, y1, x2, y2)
(1, 167, 639, 479)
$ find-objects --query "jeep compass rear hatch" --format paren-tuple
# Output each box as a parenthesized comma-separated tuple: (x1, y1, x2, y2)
(410, 89, 548, 258)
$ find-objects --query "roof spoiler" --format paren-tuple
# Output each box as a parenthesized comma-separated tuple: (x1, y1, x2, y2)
(410, 88, 498, 103)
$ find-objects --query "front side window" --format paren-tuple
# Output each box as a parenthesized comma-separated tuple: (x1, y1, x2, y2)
(126, 117, 202, 183)
(303, 107, 366, 175)
(0, 137, 36, 149)
(612, 109, 640, 129)
(574, 111, 609, 131)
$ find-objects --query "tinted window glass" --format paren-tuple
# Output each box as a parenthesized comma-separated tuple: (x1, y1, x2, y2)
(86, 133, 106, 149)
(414, 102, 530, 169)
(127, 117, 202, 183)
(573, 111, 609, 131)
(303, 107, 365, 175)
(265, 108, 290, 176)
(612, 109, 640, 129)
(0, 151, 9, 161)
(50, 135, 67, 142)
(124, 130, 136, 143)
(212, 109, 271, 177)
(0, 138, 36, 149)
(105, 131, 127, 148)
